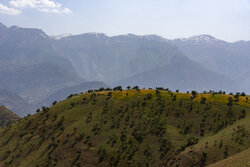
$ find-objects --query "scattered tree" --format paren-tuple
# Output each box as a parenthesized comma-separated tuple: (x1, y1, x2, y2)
(191, 91, 197, 99)
(52, 101, 57, 106)
(133, 86, 140, 91)
(200, 97, 206, 104)
(228, 97, 233, 106)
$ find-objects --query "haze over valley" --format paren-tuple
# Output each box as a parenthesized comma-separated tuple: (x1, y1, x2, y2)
(0, 23, 249, 116)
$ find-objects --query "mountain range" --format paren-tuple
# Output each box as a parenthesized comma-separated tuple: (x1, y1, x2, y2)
(0, 22, 249, 116)
(52, 33, 249, 93)
(170, 35, 250, 91)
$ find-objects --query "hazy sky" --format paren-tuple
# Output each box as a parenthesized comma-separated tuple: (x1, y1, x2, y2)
(0, 0, 250, 42)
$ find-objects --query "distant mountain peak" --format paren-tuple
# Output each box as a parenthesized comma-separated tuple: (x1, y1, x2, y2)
(144, 34, 168, 41)
(10, 25, 21, 29)
(189, 34, 219, 41)
(0, 23, 7, 30)
(82, 32, 108, 39)
(8, 25, 48, 39)
(115, 34, 168, 42)
(51, 33, 73, 40)
(9, 25, 23, 32)
(124, 33, 138, 38)
(177, 34, 225, 45)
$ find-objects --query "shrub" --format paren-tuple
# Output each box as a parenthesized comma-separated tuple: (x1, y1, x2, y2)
(200, 97, 206, 104)
(228, 97, 233, 106)
(88, 90, 93, 93)
(98, 87, 105, 91)
(67, 94, 74, 98)
(113, 86, 122, 91)
(132, 128, 146, 143)
(241, 92, 246, 96)
(133, 86, 140, 90)
(172, 95, 177, 101)
(186, 137, 199, 147)
(156, 87, 164, 91)
(234, 94, 239, 99)
(108, 92, 112, 97)
(191, 91, 197, 99)
(52, 101, 57, 106)
(36, 109, 40, 113)
(238, 109, 246, 119)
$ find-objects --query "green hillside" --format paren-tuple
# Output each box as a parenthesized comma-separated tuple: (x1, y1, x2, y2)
(208, 147, 250, 167)
(0, 89, 250, 166)
(0, 106, 20, 128)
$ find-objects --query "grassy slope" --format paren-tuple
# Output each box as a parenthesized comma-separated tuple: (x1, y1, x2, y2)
(171, 94, 250, 166)
(208, 147, 250, 167)
(0, 90, 249, 167)
(0, 106, 20, 128)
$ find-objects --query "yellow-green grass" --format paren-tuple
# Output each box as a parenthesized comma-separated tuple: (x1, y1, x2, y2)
(172, 107, 250, 166)
(208, 147, 250, 167)
(0, 89, 249, 167)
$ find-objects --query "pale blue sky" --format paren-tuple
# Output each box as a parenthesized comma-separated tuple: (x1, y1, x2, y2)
(0, 0, 250, 42)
